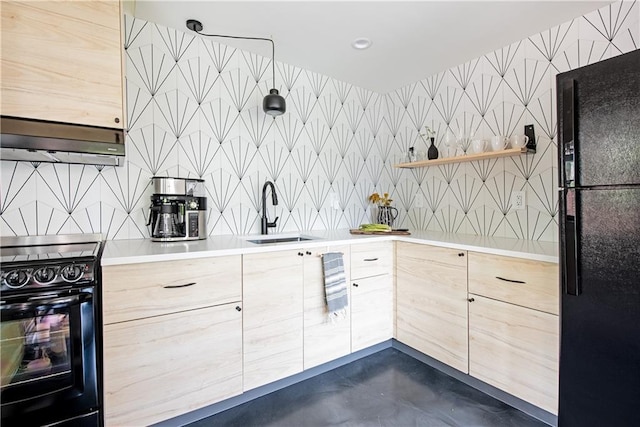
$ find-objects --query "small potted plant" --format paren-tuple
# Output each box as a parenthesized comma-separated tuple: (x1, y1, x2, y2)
(368, 192, 398, 227)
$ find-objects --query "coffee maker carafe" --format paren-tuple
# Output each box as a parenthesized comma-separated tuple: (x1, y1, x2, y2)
(147, 177, 207, 241)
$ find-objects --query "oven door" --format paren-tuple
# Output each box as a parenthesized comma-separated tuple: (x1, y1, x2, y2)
(1, 287, 99, 426)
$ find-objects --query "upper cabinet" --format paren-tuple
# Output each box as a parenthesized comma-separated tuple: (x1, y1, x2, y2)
(1, 1, 124, 128)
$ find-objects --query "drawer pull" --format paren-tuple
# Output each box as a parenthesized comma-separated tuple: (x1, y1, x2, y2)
(352, 283, 359, 287)
(458, 253, 465, 257)
(468, 297, 475, 303)
(495, 276, 526, 284)
(306, 251, 312, 255)
(298, 252, 304, 256)
(163, 282, 196, 289)
(235, 306, 242, 312)
(363, 258, 379, 262)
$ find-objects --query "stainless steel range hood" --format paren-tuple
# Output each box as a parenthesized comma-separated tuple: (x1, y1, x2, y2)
(1, 116, 125, 166)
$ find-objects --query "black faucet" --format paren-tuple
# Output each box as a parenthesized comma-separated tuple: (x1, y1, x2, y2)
(261, 181, 279, 234)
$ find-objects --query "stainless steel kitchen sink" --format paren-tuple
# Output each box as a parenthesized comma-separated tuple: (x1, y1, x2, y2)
(242, 234, 319, 244)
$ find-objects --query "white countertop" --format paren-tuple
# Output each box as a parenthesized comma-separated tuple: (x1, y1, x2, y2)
(101, 230, 558, 266)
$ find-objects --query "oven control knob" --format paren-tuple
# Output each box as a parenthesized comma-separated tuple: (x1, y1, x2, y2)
(34, 267, 57, 285)
(61, 264, 85, 283)
(3, 269, 30, 288)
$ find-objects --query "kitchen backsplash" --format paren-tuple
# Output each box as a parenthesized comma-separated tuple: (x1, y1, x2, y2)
(1, 2, 637, 241)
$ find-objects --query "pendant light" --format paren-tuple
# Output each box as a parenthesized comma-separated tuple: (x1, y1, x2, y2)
(186, 19, 286, 116)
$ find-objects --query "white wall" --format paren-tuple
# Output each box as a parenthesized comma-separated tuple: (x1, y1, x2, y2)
(1, 1, 637, 241)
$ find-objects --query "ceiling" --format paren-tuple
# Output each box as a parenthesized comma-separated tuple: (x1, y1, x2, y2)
(129, 1, 611, 94)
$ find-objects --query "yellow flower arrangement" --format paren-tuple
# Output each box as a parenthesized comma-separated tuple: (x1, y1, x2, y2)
(368, 192, 393, 206)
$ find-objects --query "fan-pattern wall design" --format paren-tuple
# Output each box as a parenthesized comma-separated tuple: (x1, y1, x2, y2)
(1, 1, 638, 241)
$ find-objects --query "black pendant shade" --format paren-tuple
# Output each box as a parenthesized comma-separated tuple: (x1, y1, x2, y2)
(186, 19, 286, 116)
(263, 89, 286, 117)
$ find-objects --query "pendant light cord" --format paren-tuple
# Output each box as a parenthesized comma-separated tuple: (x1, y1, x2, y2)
(193, 30, 276, 90)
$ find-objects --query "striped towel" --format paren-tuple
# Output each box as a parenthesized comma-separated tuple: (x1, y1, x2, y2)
(322, 252, 348, 319)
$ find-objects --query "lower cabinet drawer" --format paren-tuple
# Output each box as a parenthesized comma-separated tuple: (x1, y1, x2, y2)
(351, 241, 393, 279)
(103, 255, 241, 324)
(468, 252, 559, 315)
(469, 294, 559, 414)
(103, 303, 243, 426)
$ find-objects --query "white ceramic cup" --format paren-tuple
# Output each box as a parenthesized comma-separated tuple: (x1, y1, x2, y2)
(471, 139, 487, 154)
(510, 134, 529, 149)
(490, 135, 509, 151)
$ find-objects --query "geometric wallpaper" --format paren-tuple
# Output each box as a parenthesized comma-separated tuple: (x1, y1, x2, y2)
(1, 1, 638, 241)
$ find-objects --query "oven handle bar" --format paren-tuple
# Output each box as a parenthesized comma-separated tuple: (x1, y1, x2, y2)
(1, 291, 92, 314)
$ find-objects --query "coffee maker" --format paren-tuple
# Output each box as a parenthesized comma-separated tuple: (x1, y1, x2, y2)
(147, 177, 207, 241)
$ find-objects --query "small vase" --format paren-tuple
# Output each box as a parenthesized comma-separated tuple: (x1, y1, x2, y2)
(428, 137, 439, 160)
(377, 206, 398, 227)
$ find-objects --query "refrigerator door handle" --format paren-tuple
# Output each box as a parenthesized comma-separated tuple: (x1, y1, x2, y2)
(564, 189, 581, 296)
(561, 79, 576, 188)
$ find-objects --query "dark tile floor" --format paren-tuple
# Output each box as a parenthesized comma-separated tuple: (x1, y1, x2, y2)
(187, 348, 546, 427)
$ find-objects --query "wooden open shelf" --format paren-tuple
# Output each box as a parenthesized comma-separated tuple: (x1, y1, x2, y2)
(394, 147, 529, 168)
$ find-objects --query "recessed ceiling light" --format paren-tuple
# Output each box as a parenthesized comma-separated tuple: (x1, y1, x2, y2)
(352, 37, 372, 50)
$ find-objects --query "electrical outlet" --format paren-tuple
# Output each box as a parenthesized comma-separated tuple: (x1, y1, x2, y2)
(512, 191, 526, 210)
(415, 194, 425, 209)
(329, 192, 340, 210)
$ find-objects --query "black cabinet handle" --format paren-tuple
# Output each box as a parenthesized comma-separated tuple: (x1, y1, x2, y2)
(363, 258, 379, 262)
(495, 276, 526, 284)
(458, 253, 465, 257)
(298, 252, 304, 256)
(306, 251, 312, 255)
(352, 283, 359, 287)
(468, 298, 475, 302)
(163, 282, 196, 289)
(235, 306, 242, 312)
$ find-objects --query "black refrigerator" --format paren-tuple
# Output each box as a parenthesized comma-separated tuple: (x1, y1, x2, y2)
(557, 48, 640, 426)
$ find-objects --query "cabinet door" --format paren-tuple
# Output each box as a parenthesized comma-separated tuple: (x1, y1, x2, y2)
(351, 274, 393, 352)
(1, 1, 124, 128)
(396, 243, 469, 373)
(469, 294, 559, 414)
(468, 252, 559, 315)
(102, 256, 241, 324)
(243, 250, 303, 391)
(103, 304, 243, 426)
(303, 245, 351, 369)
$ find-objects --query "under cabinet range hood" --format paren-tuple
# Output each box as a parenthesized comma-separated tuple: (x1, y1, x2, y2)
(0, 116, 125, 166)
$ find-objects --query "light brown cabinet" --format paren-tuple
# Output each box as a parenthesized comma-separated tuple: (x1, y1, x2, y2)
(303, 245, 351, 369)
(242, 250, 304, 391)
(102, 256, 243, 426)
(1, 1, 124, 128)
(468, 295, 559, 414)
(103, 303, 242, 426)
(350, 242, 394, 352)
(396, 243, 469, 373)
(467, 252, 559, 414)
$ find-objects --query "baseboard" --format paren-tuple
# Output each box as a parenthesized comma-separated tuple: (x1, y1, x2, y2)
(392, 340, 558, 427)
(153, 341, 393, 427)
(154, 339, 557, 427)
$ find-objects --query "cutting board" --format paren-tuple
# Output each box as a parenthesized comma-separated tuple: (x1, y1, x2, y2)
(350, 229, 411, 235)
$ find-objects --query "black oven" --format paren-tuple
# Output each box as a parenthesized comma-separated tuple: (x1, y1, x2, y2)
(1, 235, 103, 426)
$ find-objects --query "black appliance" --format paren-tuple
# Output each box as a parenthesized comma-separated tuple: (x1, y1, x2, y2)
(557, 49, 640, 426)
(0, 234, 104, 426)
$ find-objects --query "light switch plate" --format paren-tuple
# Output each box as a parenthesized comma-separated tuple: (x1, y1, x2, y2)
(415, 194, 425, 209)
